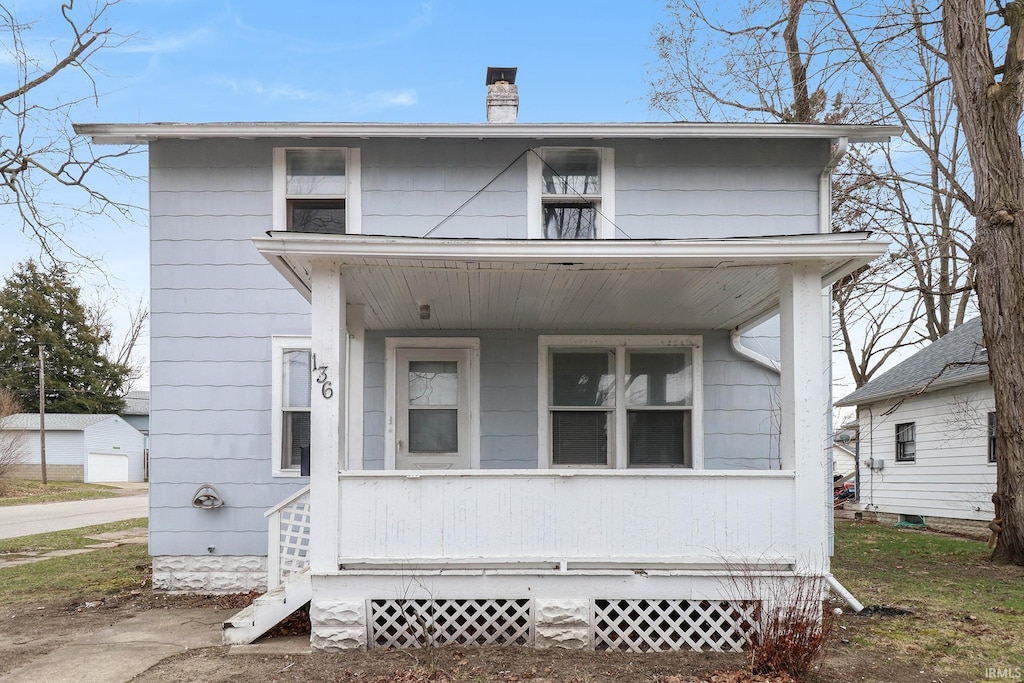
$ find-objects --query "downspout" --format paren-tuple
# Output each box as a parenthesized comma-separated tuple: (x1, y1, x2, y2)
(730, 136, 849, 372)
(730, 322, 780, 374)
(824, 137, 862, 614)
(826, 574, 864, 612)
(819, 137, 860, 614)
(819, 137, 849, 234)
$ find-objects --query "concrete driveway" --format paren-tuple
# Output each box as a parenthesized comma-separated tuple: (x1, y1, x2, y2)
(0, 490, 149, 540)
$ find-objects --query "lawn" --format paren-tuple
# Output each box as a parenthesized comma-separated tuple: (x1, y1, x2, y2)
(0, 480, 121, 506)
(831, 519, 1024, 679)
(0, 518, 150, 605)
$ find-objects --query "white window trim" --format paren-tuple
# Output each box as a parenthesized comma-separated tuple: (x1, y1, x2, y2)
(526, 147, 615, 239)
(384, 337, 481, 470)
(537, 334, 703, 470)
(272, 147, 362, 234)
(272, 335, 312, 478)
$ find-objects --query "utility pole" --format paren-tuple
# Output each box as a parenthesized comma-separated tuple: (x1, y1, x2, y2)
(38, 344, 47, 485)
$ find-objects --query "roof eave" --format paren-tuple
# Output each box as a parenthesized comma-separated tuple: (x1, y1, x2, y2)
(834, 372, 990, 407)
(74, 121, 904, 145)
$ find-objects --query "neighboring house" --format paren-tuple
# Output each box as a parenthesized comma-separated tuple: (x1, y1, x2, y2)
(121, 390, 151, 481)
(121, 390, 150, 436)
(835, 317, 995, 528)
(77, 70, 897, 652)
(0, 413, 146, 482)
(832, 432, 857, 481)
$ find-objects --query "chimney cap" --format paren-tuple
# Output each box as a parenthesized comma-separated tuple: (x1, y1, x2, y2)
(486, 67, 517, 85)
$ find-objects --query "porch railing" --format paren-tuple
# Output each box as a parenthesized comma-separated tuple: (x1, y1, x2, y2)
(265, 485, 311, 589)
(334, 470, 798, 570)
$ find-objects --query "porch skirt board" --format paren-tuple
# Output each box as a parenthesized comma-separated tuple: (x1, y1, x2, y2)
(309, 595, 754, 653)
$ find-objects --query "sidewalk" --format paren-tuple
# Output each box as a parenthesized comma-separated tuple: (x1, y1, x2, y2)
(0, 608, 229, 683)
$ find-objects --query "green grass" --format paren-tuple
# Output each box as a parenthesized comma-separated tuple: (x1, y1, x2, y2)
(0, 480, 121, 506)
(0, 518, 149, 606)
(0, 518, 148, 554)
(833, 520, 1024, 675)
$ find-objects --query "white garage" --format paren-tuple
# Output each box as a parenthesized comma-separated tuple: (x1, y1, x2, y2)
(0, 413, 146, 482)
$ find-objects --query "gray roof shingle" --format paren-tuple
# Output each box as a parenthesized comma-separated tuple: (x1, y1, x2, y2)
(122, 390, 149, 416)
(835, 317, 988, 407)
(0, 413, 118, 431)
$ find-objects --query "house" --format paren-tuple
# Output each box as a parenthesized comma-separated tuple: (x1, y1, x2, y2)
(76, 70, 898, 652)
(0, 413, 146, 482)
(121, 390, 150, 436)
(835, 317, 995, 535)
(121, 390, 151, 481)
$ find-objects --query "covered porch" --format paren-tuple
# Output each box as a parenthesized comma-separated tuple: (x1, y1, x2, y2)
(250, 232, 887, 650)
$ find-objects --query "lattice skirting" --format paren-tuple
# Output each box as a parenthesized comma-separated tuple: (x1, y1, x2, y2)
(370, 599, 532, 648)
(358, 598, 756, 651)
(594, 599, 755, 652)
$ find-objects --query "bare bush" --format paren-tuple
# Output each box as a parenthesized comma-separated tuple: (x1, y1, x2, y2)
(726, 569, 836, 681)
(0, 386, 27, 489)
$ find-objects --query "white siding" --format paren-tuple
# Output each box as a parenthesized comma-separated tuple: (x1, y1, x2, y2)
(856, 382, 996, 521)
(16, 431, 83, 466)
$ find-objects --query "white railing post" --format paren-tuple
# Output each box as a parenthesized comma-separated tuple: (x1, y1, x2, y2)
(266, 508, 282, 590)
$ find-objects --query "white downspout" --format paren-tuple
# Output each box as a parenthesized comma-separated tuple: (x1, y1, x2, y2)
(826, 574, 864, 612)
(821, 136, 863, 614)
(819, 137, 849, 234)
(730, 322, 781, 374)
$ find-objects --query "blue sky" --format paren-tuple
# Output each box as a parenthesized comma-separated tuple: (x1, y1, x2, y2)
(1, 0, 669, 385)
(105, 0, 667, 124)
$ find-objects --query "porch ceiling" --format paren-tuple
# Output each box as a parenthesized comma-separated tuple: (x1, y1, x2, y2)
(253, 233, 889, 331)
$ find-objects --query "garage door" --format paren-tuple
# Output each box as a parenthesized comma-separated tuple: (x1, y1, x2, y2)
(87, 453, 129, 482)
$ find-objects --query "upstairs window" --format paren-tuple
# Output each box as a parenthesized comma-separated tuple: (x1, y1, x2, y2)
(895, 422, 916, 463)
(527, 147, 614, 239)
(273, 148, 361, 234)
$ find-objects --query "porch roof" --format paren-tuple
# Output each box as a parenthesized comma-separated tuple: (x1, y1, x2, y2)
(253, 233, 889, 331)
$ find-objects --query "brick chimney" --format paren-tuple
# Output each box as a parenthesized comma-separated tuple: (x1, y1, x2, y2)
(485, 67, 518, 123)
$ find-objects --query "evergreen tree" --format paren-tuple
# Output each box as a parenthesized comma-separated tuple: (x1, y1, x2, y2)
(0, 261, 127, 414)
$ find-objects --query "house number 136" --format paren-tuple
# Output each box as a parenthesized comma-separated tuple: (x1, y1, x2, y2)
(311, 354, 334, 399)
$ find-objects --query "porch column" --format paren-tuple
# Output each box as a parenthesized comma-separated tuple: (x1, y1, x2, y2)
(310, 259, 346, 573)
(778, 263, 828, 575)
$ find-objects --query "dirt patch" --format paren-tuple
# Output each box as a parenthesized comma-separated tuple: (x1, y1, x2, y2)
(0, 587, 962, 683)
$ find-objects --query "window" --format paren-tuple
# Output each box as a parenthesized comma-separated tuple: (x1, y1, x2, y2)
(988, 412, 997, 463)
(385, 338, 480, 470)
(272, 336, 311, 475)
(540, 336, 702, 468)
(527, 147, 615, 239)
(895, 422, 916, 463)
(273, 147, 361, 234)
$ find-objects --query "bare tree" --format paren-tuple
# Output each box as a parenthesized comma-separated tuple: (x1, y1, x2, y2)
(0, 386, 27, 490)
(0, 1, 137, 264)
(648, 0, 976, 389)
(87, 292, 149, 392)
(942, 0, 1024, 564)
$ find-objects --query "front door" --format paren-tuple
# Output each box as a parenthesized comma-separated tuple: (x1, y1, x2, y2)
(394, 347, 473, 469)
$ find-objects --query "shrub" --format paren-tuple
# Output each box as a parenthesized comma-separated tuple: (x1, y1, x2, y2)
(0, 386, 27, 492)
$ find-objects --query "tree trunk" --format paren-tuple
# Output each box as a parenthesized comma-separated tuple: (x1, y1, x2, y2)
(943, 0, 1024, 564)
